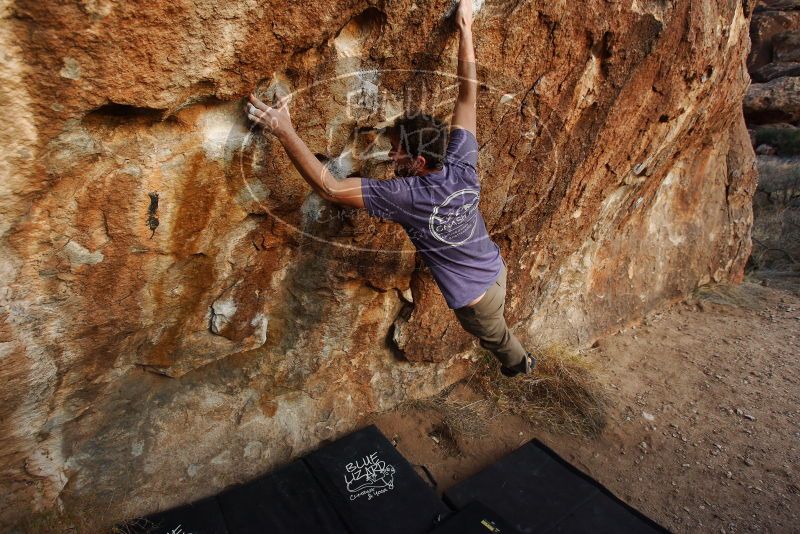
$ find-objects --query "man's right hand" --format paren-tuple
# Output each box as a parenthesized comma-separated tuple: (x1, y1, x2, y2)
(456, 0, 473, 31)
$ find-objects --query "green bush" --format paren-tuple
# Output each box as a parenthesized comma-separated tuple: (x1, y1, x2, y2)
(755, 127, 800, 156)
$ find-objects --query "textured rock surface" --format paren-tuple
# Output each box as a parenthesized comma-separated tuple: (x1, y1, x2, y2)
(748, 0, 800, 71)
(1, 0, 756, 527)
(752, 60, 800, 82)
(772, 29, 800, 62)
(744, 75, 800, 124)
(745, 1, 800, 125)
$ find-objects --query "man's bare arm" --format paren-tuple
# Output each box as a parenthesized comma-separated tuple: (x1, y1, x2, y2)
(452, 0, 476, 135)
(275, 128, 365, 209)
(246, 93, 364, 209)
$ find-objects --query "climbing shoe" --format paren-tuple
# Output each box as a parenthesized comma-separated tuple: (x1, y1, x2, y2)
(500, 352, 535, 377)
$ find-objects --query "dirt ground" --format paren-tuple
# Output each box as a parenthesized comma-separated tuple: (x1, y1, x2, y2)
(369, 270, 800, 533)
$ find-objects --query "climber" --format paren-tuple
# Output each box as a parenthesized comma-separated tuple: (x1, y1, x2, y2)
(244, 0, 535, 377)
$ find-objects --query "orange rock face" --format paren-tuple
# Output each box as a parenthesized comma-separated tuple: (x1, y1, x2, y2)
(0, 0, 756, 527)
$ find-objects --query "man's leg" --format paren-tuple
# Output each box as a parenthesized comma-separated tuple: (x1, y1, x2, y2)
(453, 262, 528, 369)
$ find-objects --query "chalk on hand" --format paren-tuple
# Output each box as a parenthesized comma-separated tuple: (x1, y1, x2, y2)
(444, 0, 485, 19)
(254, 73, 292, 108)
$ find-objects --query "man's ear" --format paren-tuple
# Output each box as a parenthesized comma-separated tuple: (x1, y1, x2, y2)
(415, 155, 427, 170)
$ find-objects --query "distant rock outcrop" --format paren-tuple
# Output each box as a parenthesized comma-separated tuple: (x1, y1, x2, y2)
(745, 0, 800, 271)
(748, 1, 800, 71)
(745, 76, 800, 124)
(746, 0, 800, 126)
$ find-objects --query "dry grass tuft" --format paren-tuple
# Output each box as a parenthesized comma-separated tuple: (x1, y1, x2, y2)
(755, 156, 800, 195)
(470, 344, 609, 437)
(110, 517, 157, 534)
(398, 344, 609, 440)
(400, 383, 491, 439)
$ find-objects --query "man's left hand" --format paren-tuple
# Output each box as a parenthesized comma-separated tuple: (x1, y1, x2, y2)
(456, 0, 473, 31)
(245, 93, 293, 138)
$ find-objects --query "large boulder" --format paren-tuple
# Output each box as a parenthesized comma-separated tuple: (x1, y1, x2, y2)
(772, 29, 800, 62)
(0, 0, 756, 528)
(752, 61, 800, 82)
(744, 76, 800, 124)
(748, 0, 800, 71)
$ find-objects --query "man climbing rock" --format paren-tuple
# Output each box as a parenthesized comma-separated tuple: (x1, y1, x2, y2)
(244, 0, 535, 377)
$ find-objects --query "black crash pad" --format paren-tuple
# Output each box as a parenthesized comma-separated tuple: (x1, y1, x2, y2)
(443, 440, 667, 533)
(217, 459, 348, 534)
(130, 494, 229, 534)
(304, 424, 450, 534)
(430, 500, 520, 534)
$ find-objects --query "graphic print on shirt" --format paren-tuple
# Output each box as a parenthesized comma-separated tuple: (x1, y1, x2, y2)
(428, 188, 480, 246)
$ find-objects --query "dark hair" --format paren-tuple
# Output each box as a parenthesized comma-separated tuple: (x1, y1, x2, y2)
(388, 112, 448, 169)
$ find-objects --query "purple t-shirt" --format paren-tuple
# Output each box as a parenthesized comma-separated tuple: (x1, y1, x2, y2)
(361, 128, 503, 309)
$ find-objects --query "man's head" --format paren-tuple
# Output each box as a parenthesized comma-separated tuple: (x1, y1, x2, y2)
(386, 113, 448, 177)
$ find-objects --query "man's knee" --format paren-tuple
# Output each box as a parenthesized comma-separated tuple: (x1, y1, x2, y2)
(477, 323, 510, 346)
(481, 314, 510, 336)
(454, 312, 480, 336)
(454, 308, 510, 343)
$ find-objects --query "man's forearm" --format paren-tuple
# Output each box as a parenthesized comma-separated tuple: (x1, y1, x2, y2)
(456, 25, 477, 104)
(275, 129, 337, 200)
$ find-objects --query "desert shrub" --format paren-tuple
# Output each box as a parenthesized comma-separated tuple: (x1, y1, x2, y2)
(755, 127, 800, 156)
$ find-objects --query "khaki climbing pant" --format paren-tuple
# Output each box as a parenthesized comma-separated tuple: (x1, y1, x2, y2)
(453, 257, 529, 369)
